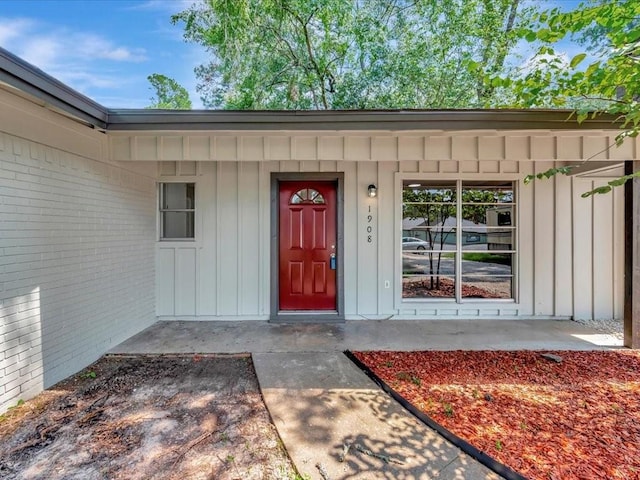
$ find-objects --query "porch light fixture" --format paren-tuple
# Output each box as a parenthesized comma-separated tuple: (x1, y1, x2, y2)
(367, 184, 377, 198)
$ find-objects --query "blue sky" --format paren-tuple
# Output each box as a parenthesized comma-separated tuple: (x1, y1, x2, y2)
(1, 0, 206, 108)
(1, 0, 583, 110)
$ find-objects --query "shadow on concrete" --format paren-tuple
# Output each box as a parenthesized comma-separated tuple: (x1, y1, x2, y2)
(254, 352, 500, 480)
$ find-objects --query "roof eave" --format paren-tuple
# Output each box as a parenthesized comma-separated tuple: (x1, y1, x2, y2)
(105, 109, 623, 132)
(0, 47, 109, 129)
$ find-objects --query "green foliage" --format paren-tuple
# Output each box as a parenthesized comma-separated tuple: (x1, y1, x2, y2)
(462, 253, 511, 265)
(581, 170, 640, 198)
(147, 74, 192, 109)
(9, 399, 25, 410)
(495, 0, 640, 195)
(290, 474, 311, 480)
(523, 166, 575, 185)
(171, 0, 534, 109)
(1, 399, 25, 421)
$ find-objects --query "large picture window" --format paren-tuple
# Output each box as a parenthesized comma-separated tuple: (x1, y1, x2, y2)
(159, 183, 195, 240)
(402, 180, 515, 301)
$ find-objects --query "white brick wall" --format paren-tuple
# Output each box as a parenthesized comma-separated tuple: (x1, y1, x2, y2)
(0, 132, 157, 413)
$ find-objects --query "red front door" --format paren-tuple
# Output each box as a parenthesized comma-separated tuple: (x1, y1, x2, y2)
(279, 181, 337, 310)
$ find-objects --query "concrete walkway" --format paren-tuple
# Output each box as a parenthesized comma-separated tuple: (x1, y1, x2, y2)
(110, 319, 622, 479)
(255, 351, 501, 479)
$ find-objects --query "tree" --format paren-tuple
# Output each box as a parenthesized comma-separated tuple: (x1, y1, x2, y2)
(403, 186, 510, 290)
(171, 0, 534, 109)
(403, 187, 456, 289)
(147, 74, 192, 109)
(492, 0, 640, 195)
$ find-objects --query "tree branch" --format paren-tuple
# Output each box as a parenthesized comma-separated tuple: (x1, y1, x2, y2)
(283, 5, 329, 109)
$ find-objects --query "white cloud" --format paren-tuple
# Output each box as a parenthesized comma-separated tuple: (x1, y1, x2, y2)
(0, 16, 147, 69)
(50, 69, 124, 89)
(0, 15, 148, 99)
(131, 0, 198, 14)
(19, 36, 63, 70)
(75, 34, 147, 62)
(0, 18, 34, 45)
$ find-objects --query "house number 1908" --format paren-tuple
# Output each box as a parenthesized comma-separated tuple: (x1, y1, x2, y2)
(367, 205, 374, 243)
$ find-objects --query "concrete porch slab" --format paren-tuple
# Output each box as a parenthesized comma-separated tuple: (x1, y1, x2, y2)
(109, 319, 622, 355)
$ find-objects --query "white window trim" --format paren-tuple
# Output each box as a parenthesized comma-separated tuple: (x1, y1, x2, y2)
(396, 176, 519, 306)
(158, 181, 196, 241)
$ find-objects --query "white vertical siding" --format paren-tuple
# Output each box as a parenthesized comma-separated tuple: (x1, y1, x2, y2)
(148, 131, 624, 322)
(239, 162, 260, 315)
(518, 161, 535, 315)
(198, 163, 217, 315)
(175, 248, 197, 315)
(356, 162, 378, 315)
(533, 161, 555, 315)
(377, 162, 397, 314)
(340, 161, 358, 315)
(218, 162, 240, 315)
(613, 185, 625, 320)
(554, 172, 574, 316)
(592, 188, 614, 320)
(572, 179, 595, 320)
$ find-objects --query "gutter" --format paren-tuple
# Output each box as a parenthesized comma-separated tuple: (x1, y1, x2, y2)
(0, 47, 108, 129)
(106, 108, 623, 132)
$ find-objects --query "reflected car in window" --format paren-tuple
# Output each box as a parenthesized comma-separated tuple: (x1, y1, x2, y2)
(402, 237, 431, 251)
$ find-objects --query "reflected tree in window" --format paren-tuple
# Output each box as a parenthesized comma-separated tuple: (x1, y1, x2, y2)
(403, 181, 515, 300)
(403, 185, 455, 290)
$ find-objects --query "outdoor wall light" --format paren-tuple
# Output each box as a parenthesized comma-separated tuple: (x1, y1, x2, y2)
(367, 184, 377, 198)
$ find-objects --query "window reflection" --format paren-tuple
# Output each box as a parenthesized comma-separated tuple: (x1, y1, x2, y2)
(403, 275, 456, 299)
(402, 180, 516, 301)
(461, 254, 513, 299)
(160, 182, 195, 240)
(291, 188, 325, 204)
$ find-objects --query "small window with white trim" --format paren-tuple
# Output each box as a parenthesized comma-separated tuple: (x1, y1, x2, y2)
(159, 183, 195, 240)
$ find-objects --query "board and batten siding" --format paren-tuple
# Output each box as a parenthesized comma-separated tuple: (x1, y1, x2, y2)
(121, 130, 628, 322)
(0, 88, 158, 412)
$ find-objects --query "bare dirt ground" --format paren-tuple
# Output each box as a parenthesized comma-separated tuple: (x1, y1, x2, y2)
(0, 355, 298, 480)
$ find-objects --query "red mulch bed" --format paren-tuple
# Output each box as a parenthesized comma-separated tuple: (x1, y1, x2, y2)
(352, 350, 640, 480)
(403, 277, 505, 299)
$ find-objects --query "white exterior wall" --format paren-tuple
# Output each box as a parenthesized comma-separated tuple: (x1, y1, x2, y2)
(110, 131, 629, 322)
(0, 90, 157, 412)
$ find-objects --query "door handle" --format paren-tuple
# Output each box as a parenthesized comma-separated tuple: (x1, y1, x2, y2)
(330, 252, 336, 270)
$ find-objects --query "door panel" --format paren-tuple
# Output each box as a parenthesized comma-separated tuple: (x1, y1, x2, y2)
(279, 181, 337, 310)
(289, 262, 304, 294)
(289, 208, 303, 249)
(312, 262, 326, 293)
(312, 209, 327, 249)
